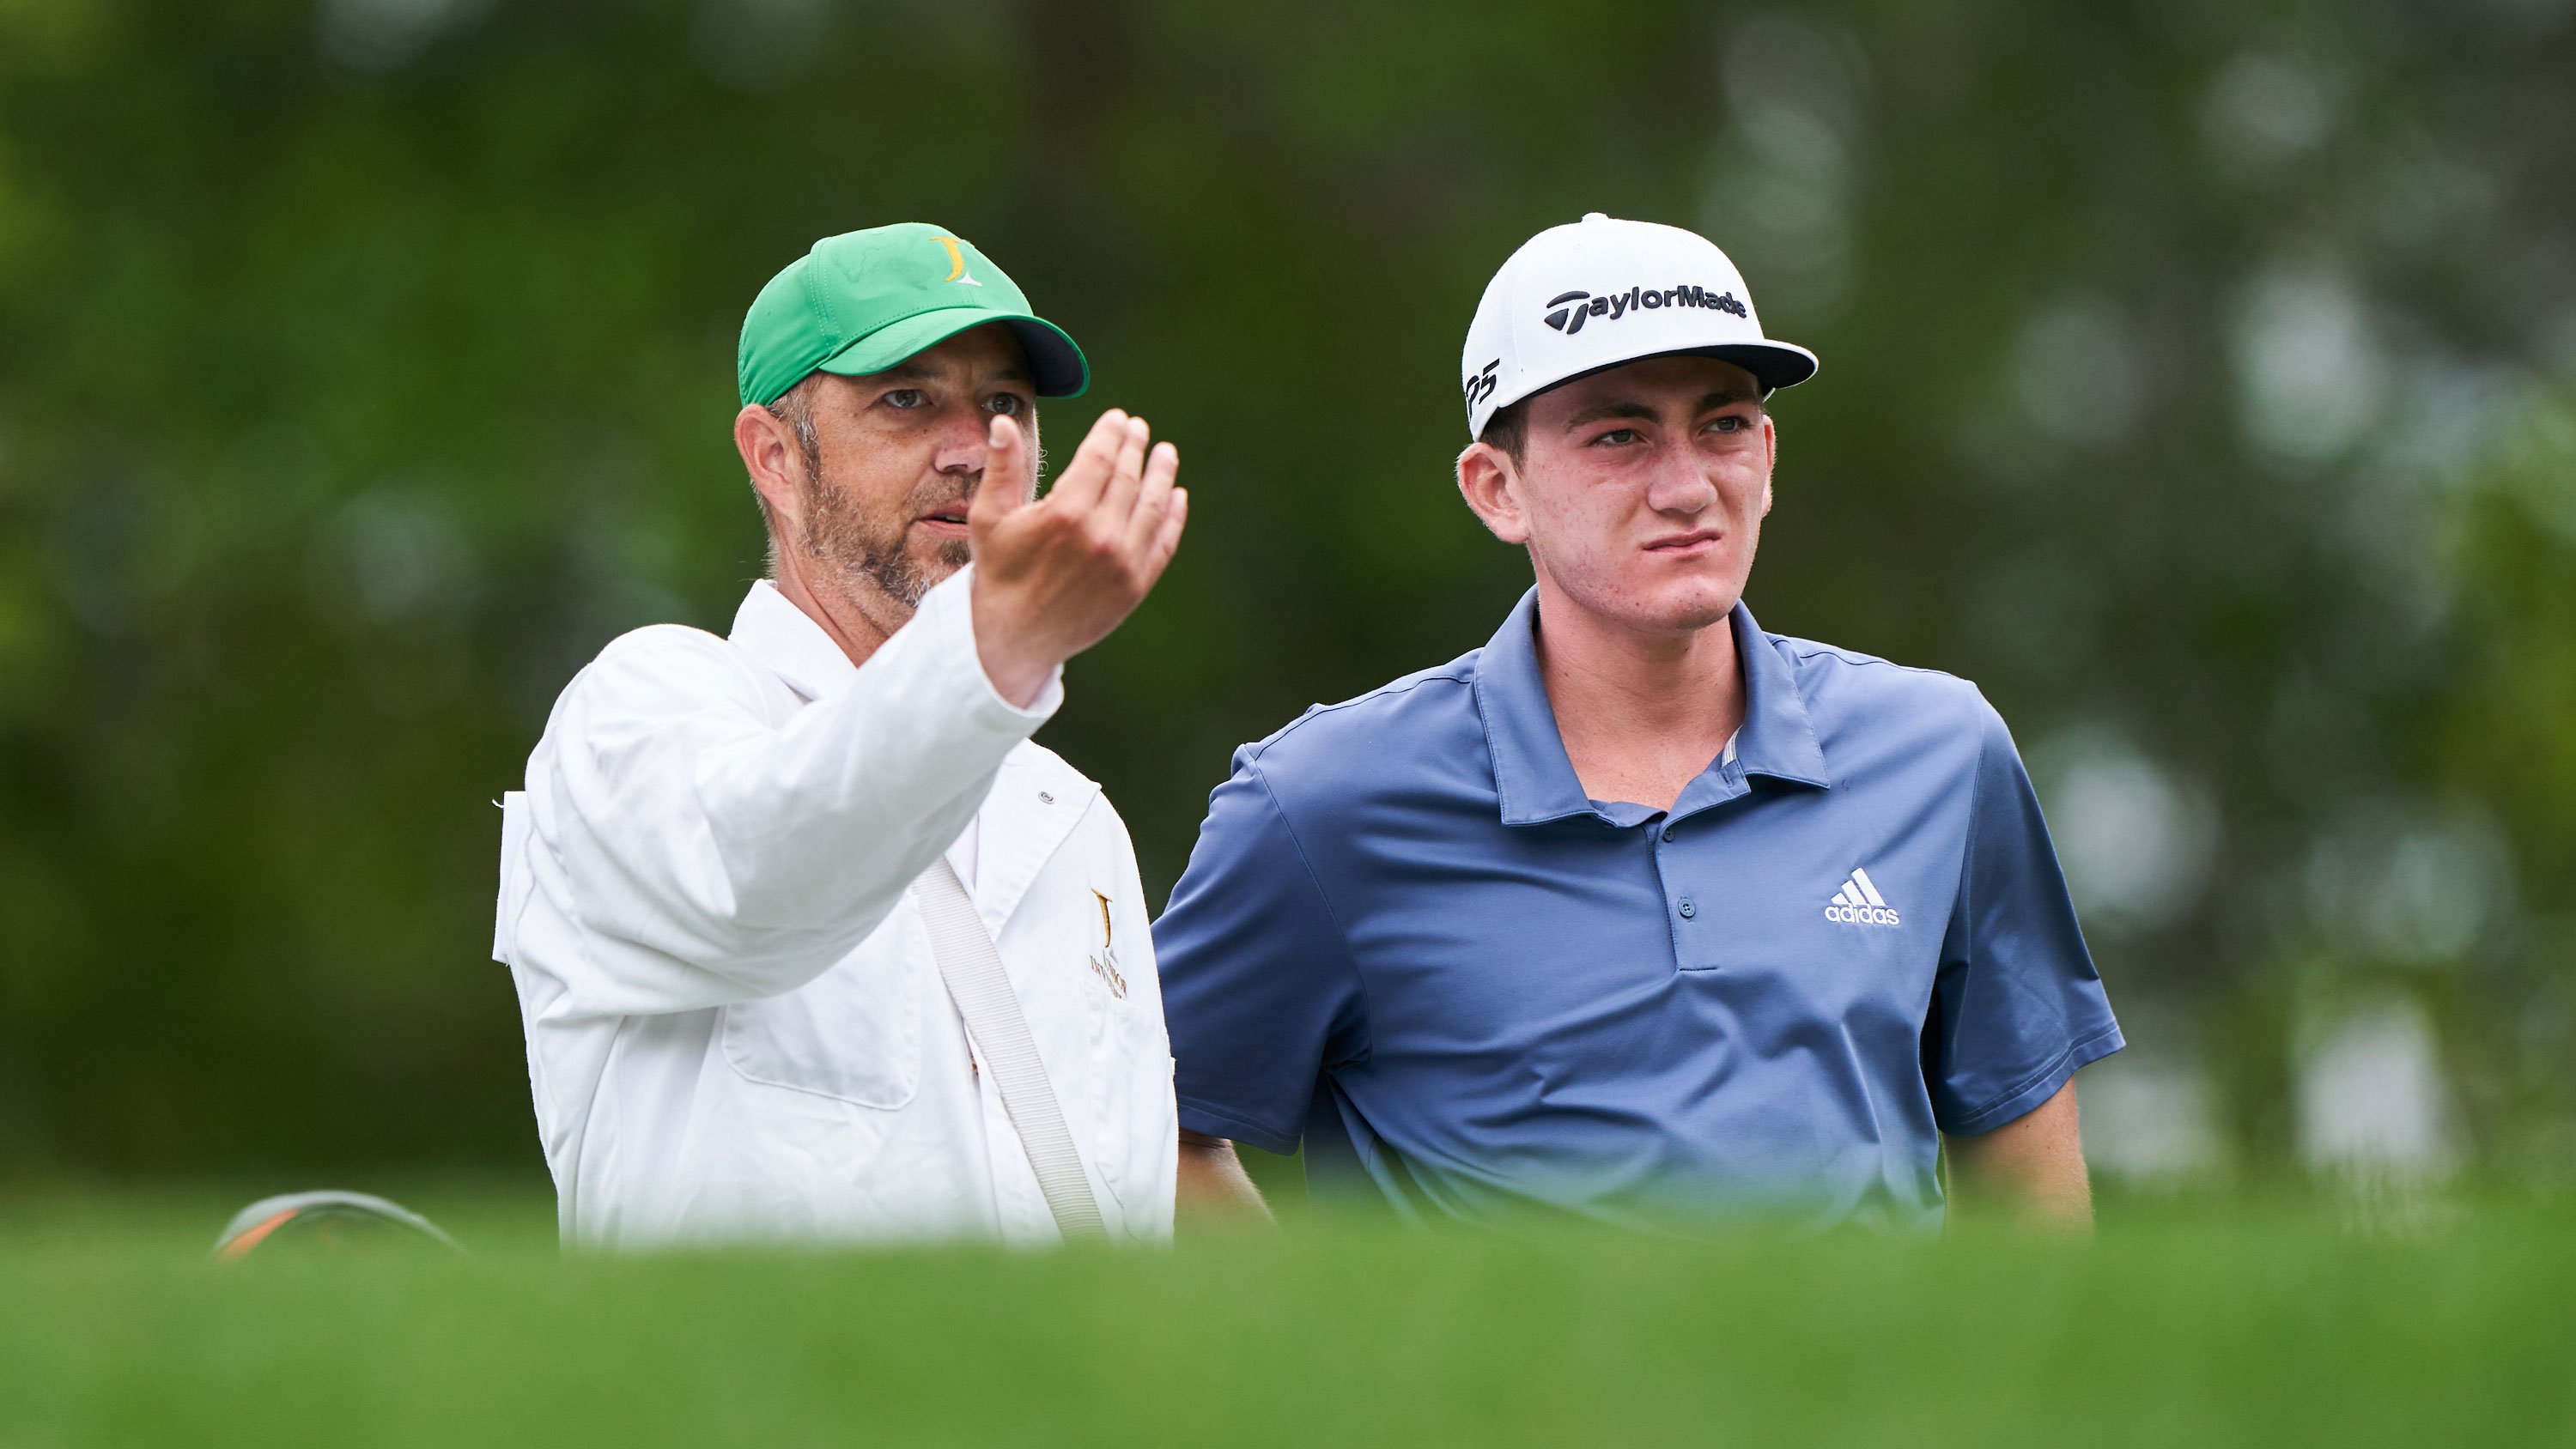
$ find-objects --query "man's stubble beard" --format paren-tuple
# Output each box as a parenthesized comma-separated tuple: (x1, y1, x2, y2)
(796, 466, 972, 614)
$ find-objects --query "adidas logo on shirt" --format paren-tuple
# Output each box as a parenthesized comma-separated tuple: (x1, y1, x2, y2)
(1825, 867, 1900, 926)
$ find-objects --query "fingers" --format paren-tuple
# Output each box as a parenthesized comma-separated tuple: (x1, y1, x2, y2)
(1125, 440, 1179, 555)
(1030, 407, 1181, 599)
(972, 414, 1032, 531)
(1047, 409, 1130, 512)
(1099, 414, 1151, 521)
(1150, 486, 1188, 568)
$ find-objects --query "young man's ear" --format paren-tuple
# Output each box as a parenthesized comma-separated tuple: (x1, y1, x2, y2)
(1759, 414, 1777, 518)
(1456, 442, 1533, 546)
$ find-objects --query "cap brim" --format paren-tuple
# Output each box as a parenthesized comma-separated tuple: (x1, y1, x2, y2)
(1690, 341, 1818, 394)
(815, 306, 1090, 397)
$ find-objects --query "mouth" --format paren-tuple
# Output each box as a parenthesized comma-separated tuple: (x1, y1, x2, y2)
(915, 504, 971, 536)
(1644, 529, 1723, 555)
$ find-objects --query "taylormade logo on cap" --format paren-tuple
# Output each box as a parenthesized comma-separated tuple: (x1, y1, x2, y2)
(1459, 213, 1819, 440)
(1540, 282, 1747, 335)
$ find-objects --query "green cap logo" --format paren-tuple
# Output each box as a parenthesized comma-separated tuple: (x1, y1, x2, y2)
(736, 222, 1089, 408)
(932, 234, 981, 286)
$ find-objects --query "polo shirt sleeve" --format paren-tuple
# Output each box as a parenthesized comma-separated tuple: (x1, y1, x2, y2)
(1925, 694, 2125, 1137)
(1151, 749, 1366, 1156)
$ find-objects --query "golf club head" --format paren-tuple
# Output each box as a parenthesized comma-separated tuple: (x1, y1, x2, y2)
(210, 1190, 463, 1262)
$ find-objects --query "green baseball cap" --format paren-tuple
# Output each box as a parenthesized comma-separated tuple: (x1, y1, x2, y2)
(736, 222, 1089, 408)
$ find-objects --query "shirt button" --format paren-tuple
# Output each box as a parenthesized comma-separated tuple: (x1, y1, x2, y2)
(1662, 827, 1676, 841)
(1677, 897, 1697, 919)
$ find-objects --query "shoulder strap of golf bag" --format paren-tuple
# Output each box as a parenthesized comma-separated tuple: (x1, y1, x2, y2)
(911, 858, 1108, 1241)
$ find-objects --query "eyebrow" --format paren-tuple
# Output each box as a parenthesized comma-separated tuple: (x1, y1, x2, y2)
(1561, 400, 1660, 429)
(1560, 390, 1759, 430)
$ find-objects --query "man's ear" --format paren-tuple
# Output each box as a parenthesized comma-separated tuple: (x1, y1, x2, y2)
(1759, 414, 1777, 518)
(735, 403, 805, 531)
(1456, 441, 1533, 545)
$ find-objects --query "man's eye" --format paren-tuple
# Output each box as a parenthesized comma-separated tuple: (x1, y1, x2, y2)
(1709, 415, 1745, 433)
(884, 388, 927, 409)
(986, 395, 1025, 415)
(1595, 427, 1641, 446)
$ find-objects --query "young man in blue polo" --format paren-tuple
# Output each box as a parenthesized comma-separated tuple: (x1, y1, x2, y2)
(1154, 215, 2123, 1231)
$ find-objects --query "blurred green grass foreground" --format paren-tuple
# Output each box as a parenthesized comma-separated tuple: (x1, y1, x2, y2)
(6, 1191, 2573, 1446)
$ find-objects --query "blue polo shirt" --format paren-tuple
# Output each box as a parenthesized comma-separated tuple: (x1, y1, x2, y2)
(1151, 590, 2123, 1231)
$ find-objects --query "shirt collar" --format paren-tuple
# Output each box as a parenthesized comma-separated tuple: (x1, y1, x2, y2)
(1472, 587, 1831, 827)
(729, 579, 860, 701)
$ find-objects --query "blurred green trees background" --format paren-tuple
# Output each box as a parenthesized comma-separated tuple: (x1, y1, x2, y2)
(1, 0, 2571, 1191)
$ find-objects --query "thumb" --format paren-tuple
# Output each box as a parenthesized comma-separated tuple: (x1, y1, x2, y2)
(970, 413, 1032, 537)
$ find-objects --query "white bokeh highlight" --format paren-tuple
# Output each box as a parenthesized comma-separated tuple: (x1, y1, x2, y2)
(2297, 995, 2458, 1179)
(2232, 267, 2389, 461)
(2033, 729, 2220, 937)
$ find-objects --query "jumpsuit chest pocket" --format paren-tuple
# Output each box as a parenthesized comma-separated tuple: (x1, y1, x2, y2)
(720, 918, 927, 1110)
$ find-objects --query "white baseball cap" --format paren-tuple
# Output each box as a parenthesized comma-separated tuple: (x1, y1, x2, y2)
(1459, 213, 1818, 440)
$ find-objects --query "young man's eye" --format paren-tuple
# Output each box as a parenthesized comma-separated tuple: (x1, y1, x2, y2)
(1710, 415, 1744, 433)
(1595, 427, 1641, 446)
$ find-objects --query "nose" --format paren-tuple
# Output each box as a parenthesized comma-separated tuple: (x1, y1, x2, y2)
(930, 410, 991, 479)
(1643, 439, 1717, 516)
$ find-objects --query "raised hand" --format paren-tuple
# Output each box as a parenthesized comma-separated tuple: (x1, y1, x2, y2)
(968, 409, 1188, 707)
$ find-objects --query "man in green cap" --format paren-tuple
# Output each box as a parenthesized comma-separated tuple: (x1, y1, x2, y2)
(494, 223, 1189, 1248)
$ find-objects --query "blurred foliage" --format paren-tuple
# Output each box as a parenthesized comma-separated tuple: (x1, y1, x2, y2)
(0, 0, 2571, 1185)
